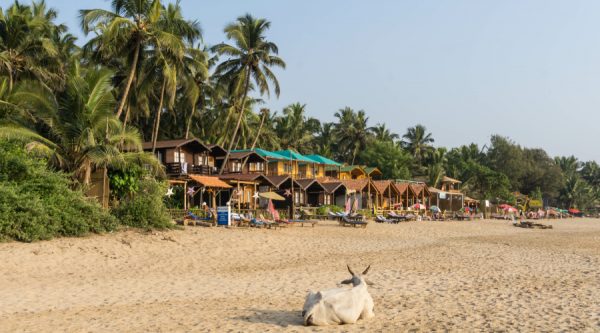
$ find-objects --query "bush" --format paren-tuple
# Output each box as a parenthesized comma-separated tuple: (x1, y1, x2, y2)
(0, 140, 117, 242)
(111, 178, 173, 230)
(316, 205, 343, 215)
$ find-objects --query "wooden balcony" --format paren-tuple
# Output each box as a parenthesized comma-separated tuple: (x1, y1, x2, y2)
(165, 163, 215, 176)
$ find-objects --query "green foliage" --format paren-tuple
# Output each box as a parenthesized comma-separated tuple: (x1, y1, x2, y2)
(0, 140, 117, 242)
(316, 205, 342, 215)
(111, 178, 173, 230)
(109, 167, 141, 200)
(358, 140, 411, 180)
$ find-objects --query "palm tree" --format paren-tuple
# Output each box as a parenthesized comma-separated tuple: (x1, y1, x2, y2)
(80, 0, 199, 118)
(0, 68, 162, 185)
(315, 122, 335, 157)
(275, 103, 320, 153)
(212, 14, 285, 174)
(333, 107, 371, 164)
(401, 124, 435, 168)
(0, 0, 66, 90)
(369, 123, 399, 143)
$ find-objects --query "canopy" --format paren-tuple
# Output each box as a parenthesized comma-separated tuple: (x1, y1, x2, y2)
(258, 192, 285, 201)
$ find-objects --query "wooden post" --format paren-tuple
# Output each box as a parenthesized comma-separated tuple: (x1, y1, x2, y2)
(184, 181, 188, 210)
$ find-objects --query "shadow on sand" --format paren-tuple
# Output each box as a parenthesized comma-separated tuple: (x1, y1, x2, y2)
(233, 308, 305, 327)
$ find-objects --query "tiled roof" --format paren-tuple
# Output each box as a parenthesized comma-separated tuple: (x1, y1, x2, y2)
(373, 180, 394, 194)
(322, 182, 346, 193)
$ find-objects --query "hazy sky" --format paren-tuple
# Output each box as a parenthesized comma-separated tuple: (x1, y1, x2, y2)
(47, 0, 600, 161)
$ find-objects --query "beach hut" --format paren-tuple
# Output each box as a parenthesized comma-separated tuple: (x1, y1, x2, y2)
(393, 182, 418, 209)
(321, 181, 348, 207)
(372, 180, 401, 209)
(187, 175, 232, 209)
(218, 173, 276, 209)
(333, 179, 379, 210)
(143, 138, 213, 176)
(295, 178, 327, 207)
(338, 165, 367, 180)
(363, 167, 383, 180)
(410, 183, 432, 207)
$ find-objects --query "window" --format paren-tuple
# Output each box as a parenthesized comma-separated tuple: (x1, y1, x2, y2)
(284, 163, 292, 174)
(174, 151, 185, 163)
(294, 191, 304, 204)
(231, 161, 242, 172)
(156, 150, 163, 163)
(196, 155, 206, 165)
(324, 194, 331, 205)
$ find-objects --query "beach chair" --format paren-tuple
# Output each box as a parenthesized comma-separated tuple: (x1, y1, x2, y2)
(184, 211, 213, 226)
(341, 215, 368, 228)
(375, 215, 392, 223)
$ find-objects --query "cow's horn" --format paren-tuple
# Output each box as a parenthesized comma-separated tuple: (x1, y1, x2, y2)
(347, 264, 355, 276)
(362, 265, 371, 275)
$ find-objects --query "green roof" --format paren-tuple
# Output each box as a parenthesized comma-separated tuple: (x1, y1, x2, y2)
(340, 165, 364, 173)
(272, 149, 315, 163)
(305, 154, 342, 166)
(232, 148, 288, 160)
(364, 167, 382, 175)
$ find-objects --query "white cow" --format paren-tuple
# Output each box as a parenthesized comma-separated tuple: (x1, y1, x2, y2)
(302, 265, 375, 326)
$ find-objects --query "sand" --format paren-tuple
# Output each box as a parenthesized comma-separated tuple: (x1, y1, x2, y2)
(1, 218, 600, 332)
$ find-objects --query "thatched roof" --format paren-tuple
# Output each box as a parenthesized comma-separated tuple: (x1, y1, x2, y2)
(442, 176, 462, 184)
(188, 175, 232, 188)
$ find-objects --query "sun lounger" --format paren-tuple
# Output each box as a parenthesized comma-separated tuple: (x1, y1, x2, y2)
(287, 219, 318, 227)
(375, 215, 393, 223)
(513, 220, 553, 229)
(184, 211, 214, 226)
(341, 216, 368, 228)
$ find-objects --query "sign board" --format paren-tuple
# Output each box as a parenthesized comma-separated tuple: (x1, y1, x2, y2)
(529, 200, 543, 208)
(217, 206, 230, 226)
(485, 200, 490, 208)
(439, 192, 447, 199)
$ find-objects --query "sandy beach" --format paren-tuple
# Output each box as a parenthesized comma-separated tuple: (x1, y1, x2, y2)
(1, 218, 599, 332)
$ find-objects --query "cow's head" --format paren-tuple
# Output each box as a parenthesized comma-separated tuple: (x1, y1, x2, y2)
(341, 264, 374, 287)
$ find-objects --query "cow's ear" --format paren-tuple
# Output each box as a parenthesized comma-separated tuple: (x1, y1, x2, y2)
(315, 291, 323, 301)
(340, 279, 352, 285)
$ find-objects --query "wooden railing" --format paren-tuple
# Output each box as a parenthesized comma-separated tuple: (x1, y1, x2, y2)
(165, 163, 214, 175)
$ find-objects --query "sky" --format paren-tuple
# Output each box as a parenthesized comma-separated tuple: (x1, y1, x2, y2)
(44, 0, 600, 161)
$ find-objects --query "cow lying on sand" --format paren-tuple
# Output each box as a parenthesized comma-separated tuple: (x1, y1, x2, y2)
(302, 265, 375, 326)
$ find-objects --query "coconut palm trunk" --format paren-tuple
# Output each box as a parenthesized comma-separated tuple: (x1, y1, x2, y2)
(240, 108, 268, 171)
(184, 102, 197, 139)
(219, 70, 250, 174)
(116, 40, 140, 119)
(151, 80, 167, 153)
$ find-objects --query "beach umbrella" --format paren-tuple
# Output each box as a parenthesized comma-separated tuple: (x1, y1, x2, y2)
(503, 206, 518, 213)
(411, 203, 426, 210)
(498, 204, 513, 209)
(430, 205, 440, 212)
(259, 192, 285, 201)
(568, 208, 581, 214)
